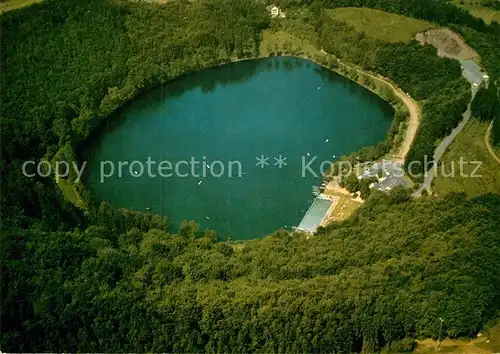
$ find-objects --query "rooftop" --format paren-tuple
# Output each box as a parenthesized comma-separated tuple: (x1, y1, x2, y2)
(359, 160, 411, 191)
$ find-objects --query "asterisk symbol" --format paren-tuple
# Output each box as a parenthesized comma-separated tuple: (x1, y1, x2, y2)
(256, 155, 269, 168)
(274, 154, 287, 168)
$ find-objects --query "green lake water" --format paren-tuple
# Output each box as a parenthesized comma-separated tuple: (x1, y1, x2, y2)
(86, 57, 394, 240)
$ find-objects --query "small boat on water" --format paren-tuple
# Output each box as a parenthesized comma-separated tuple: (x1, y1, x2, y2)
(198, 180, 203, 186)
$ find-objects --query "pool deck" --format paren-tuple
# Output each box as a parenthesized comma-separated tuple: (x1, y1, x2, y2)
(295, 194, 339, 234)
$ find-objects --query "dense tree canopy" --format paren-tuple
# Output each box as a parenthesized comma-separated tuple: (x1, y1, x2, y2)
(2, 193, 500, 352)
(494, 115, 500, 146)
(471, 80, 500, 146)
(0, 0, 268, 222)
(472, 81, 500, 122)
(318, 15, 472, 176)
(2, 0, 500, 352)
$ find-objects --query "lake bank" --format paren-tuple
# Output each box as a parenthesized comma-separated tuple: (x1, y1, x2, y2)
(85, 56, 394, 240)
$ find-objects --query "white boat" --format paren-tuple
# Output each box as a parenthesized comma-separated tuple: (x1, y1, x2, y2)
(198, 180, 203, 185)
(325, 139, 329, 143)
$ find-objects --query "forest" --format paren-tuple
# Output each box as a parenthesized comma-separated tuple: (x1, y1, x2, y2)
(1, 0, 500, 352)
(262, 0, 500, 178)
(2, 192, 500, 352)
(318, 15, 472, 177)
(472, 81, 500, 146)
(281, 0, 500, 34)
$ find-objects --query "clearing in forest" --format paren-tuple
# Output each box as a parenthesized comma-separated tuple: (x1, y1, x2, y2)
(326, 7, 435, 43)
(451, 0, 500, 24)
(0, 0, 42, 13)
(432, 120, 500, 198)
(416, 322, 500, 353)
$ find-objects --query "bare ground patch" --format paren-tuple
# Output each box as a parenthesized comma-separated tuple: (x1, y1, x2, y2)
(416, 28, 479, 60)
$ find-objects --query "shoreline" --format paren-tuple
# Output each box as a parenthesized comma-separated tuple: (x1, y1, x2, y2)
(67, 52, 421, 219)
(334, 62, 421, 162)
(275, 52, 421, 162)
(232, 52, 421, 163)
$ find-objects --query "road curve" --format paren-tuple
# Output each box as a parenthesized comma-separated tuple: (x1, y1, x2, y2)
(413, 61, 485, 196)
(485, 121, 500, 165)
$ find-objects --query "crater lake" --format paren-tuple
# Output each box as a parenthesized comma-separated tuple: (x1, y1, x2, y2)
(85, 57, 394, 240)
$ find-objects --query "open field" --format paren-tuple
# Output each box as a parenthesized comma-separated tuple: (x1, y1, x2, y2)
(415, 323, 500, 353)
(451, 0, 500, 23)
(0, 0, 42, 13)
(326, 7, 435, 43)
(259, 30, 323, 58)
(323, 181, 363, 221)
(416, 338, 491, 353)
(57, 178, 88, 211)
(432, 120, 500, 198)
(485, 121, 500, 164)
(322, 193, 362, 221)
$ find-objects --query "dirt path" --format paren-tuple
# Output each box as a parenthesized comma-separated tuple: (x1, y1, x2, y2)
(489, 11, 499, 22)
(337, 63, 421, 161)
(485, 121, 500, 165)
(360, 70, 420, 161)
(395, 91, 420, 161)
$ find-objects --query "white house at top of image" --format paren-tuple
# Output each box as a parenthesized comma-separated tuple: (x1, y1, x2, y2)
(266, 4, 285, 18)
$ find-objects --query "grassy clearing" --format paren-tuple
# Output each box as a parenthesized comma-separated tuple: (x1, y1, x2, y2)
(0, 0, 42, 13)
(259, 30, 323, 58)
(414, 323, 500, 353)
(324, 193, 362, 221)
(57, 179, 85, 208)
(476, 322, 500, 353)
(326, 7, 435, 43)
(322, 181, 363, 221)
(415, 338, 490, 353)
(432, 119, 500, 197)
(451, 0, 500, 23)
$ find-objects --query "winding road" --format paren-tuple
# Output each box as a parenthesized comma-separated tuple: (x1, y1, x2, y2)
(412, 60, 485, 196)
